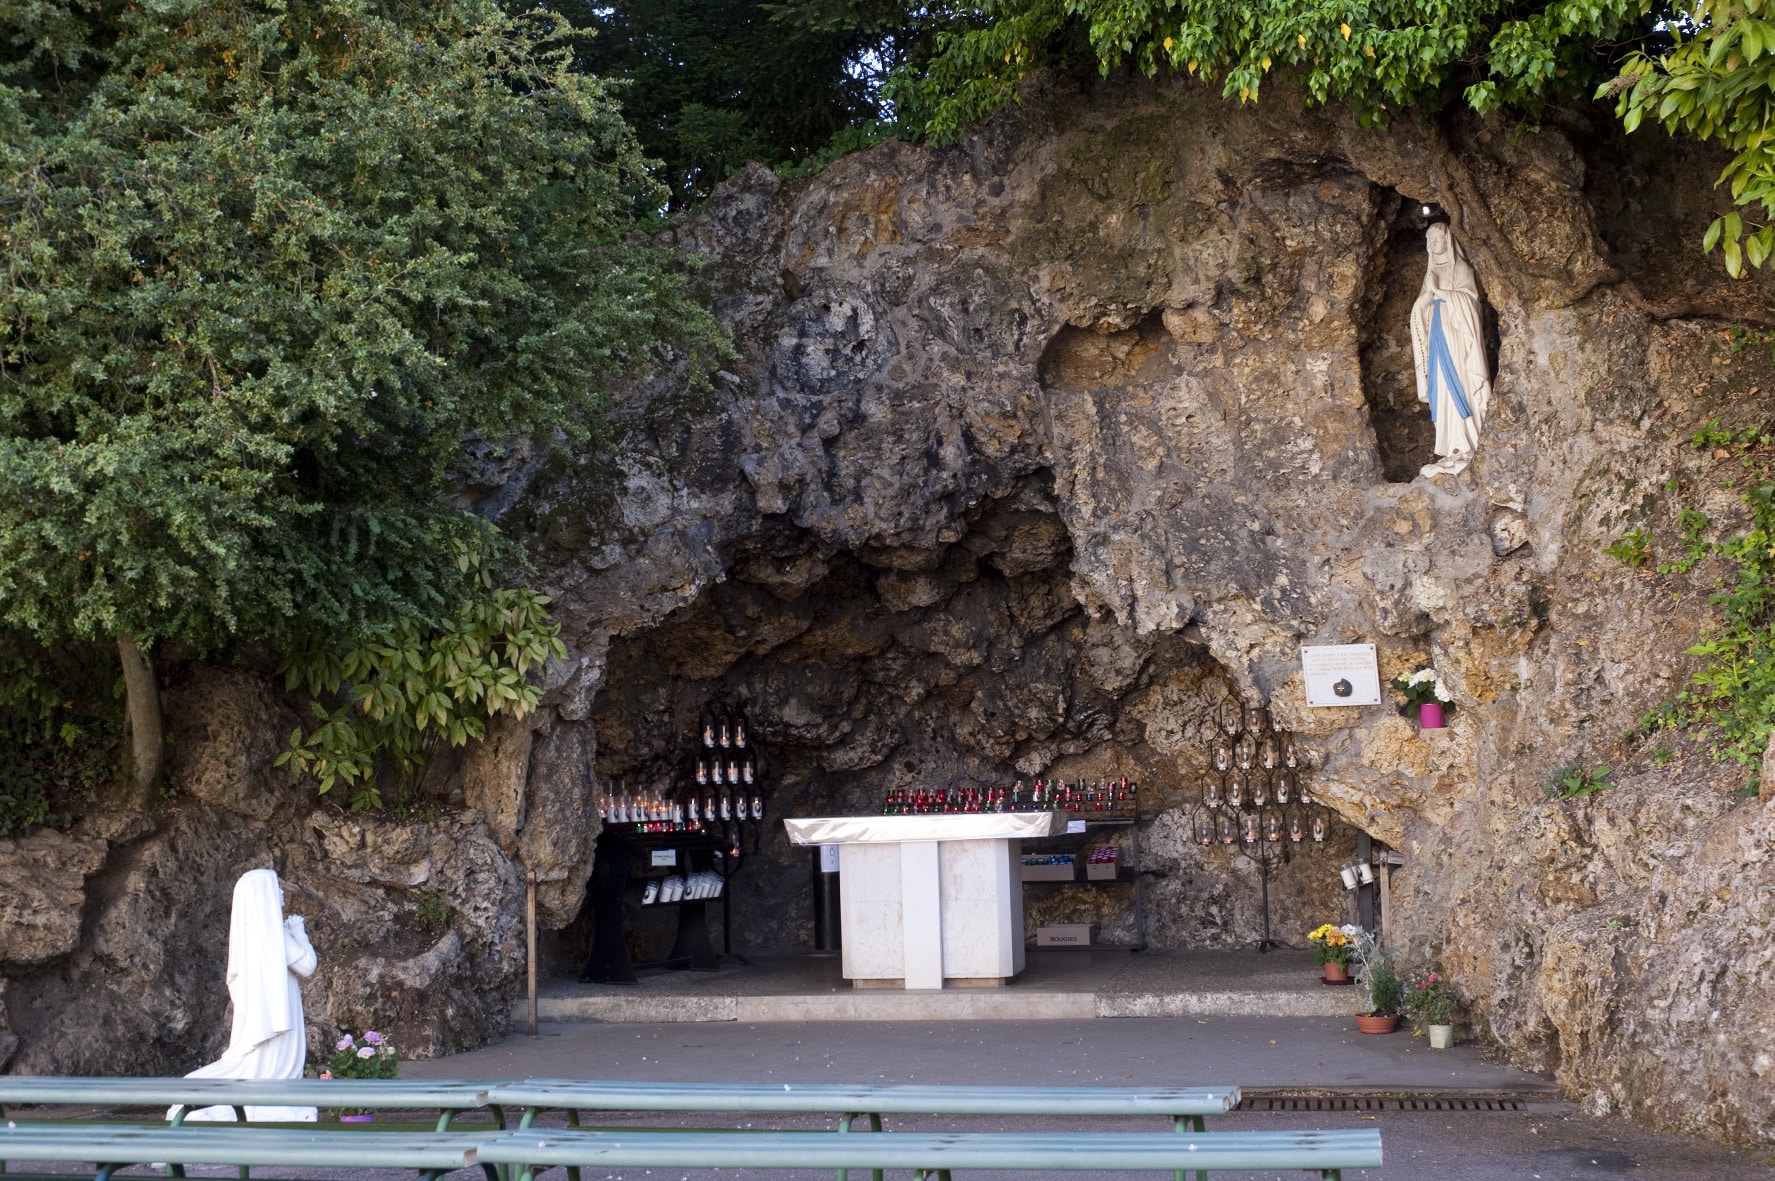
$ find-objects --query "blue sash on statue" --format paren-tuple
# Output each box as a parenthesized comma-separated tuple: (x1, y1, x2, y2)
(1427, 298, 1474, 423)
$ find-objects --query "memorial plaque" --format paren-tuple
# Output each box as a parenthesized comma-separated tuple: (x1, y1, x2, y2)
(1301, 643, 1382, 707)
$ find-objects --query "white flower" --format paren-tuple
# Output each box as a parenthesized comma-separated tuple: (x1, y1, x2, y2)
(1407, 669, 1435, 686)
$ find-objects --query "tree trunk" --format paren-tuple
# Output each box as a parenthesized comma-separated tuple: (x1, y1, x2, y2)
(117, 633, 163, 803)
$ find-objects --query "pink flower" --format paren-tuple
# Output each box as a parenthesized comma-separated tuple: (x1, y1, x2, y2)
(335, 1036, 354, 1051)
(363, 1031, 383, 1046)
(319, 1071, 332, 1080)
(1428, 973, 1440, 983)
(356, 1046, 376, 1059)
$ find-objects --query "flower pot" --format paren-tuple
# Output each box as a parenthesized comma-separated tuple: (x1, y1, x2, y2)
(1427, 1024, 1455, 1049)
(1419, 702, 1445, 729)
(1356, 1014, 1399, 1035)
(340, 1114, 374, 1123)
(1322, 961, 1351, 985)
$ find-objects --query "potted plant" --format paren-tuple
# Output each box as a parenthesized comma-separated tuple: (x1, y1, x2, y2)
(1404, 972, 1460, 1048)
(316, 1030, 397, 1120)
(1308, 923, 1357, 984)
(1391, 668, 1454, 729)
(1347, 929, 1401, 1033)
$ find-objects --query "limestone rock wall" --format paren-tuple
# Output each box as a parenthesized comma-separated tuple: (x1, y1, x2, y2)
(0, 668, 524, 1073)
(5, 74, 1775, 1149)
(509, 80, 1775, 1142)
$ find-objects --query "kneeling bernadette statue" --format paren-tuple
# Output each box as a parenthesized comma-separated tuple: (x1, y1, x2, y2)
(167, 868, 319, 1123)
(1411, 224, 1493, 478)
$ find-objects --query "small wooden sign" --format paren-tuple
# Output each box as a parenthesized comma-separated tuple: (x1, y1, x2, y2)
(1301, 643, 1382, 707)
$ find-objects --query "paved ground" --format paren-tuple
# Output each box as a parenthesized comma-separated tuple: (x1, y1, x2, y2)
(398, 1018, 1774, 1179)
(9, 1017, 1772, 1179)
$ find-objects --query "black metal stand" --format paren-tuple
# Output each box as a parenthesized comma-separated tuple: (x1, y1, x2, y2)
(1248, 840, 1281, 953)
(578, 827, 733, 985)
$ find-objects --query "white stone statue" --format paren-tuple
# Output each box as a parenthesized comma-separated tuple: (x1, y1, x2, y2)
(1411, 224, 1492, 477)
(168, 868, 318, 1123)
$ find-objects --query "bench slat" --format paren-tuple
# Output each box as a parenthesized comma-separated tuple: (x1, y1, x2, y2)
(0, 1126, 480, 1169)
(0, 1078, 494, 1110)
(481, 1128, 1383, 1171)
(487, 1081, 1239, 1116)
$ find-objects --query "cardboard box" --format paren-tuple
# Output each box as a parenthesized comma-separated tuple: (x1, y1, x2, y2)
(1021, 860, 1077, 882)
(1037, 923, 1093, 946)
(1086, 861, 1119, 881)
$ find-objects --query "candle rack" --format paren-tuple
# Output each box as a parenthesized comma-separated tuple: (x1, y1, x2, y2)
(1187, 701, 1340, 952)
(581, 703, 765, 984)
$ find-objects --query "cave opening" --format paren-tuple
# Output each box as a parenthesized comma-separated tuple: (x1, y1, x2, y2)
(550, 475, 1355, 975)
(1358, 192, 1442, 483)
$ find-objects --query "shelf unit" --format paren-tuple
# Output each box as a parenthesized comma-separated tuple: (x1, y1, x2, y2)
(1020, 813, 1149, 950)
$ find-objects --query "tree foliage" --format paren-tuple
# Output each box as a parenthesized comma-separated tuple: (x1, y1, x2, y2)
(888, 0, 1775, 272)
(277, 572, 567, 811)
(1, 0, 728, 812)
(0, 637, 122, 835)
(565, 0, 953, 206)
(891, 0, 1660, 143)
(1607, 0, 1775, 274)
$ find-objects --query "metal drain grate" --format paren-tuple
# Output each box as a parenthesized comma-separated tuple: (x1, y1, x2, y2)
(1236, 1095, 1526, 1113)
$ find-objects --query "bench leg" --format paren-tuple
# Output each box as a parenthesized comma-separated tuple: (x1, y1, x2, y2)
(1172, 1114, 1208, 1181)
(834, 1113, 854, 1181)
(1321, 1172, 1341, 1180)
(868, 1113, 883, 1181)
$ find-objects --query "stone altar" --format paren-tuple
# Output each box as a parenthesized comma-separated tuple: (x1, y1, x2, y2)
(783, 813, 1065, 989)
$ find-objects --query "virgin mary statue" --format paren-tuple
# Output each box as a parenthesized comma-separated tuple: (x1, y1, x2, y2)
(1411, 224, 1492, 477)
(168, 868, 319, 1122)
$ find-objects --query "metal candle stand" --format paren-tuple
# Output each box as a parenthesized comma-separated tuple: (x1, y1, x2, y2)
(1186, 701, 1340, 953)
(579, 704, 766, 984)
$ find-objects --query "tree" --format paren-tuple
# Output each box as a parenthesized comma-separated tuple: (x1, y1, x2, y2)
(564, 0, 953, 207)
(1, 0, 726, 801)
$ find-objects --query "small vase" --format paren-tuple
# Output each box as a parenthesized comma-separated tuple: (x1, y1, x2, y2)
(1356, 1014, 1399, 1034)
(340, 1114, 374, 1123)
(1322, 961, 1350, 984)
(1428, 1024, 1455, 1049)
(1419, 702, 1445, 729)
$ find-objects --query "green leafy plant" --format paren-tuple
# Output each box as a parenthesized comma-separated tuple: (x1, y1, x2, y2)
(1402, 972, 1460, 1026)
(1606, 529, 1653, 568)
(1644, 479, 1775, 768)
(1308, 923, 1357, 968)
(317, 1030, 397, 1114)
(276, 583, 567, 812)
(1651, 747, 1674, 766)
(1543, 762, 1615, 800)
(1365, 957, 1404, 1019)
(1661, 508, 1714, 576)
(0, 640, 124, 836)
(1391, 669, 1455, 713)
(414, 891, 451, 930)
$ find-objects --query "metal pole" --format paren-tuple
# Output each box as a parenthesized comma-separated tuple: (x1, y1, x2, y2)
(527, 867, 538, 1038)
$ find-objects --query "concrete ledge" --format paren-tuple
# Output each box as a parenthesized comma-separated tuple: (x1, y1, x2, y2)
(736, 991, 1095, 1022)
(1096, 988, 1367, 1019)
(529, 994, 737, 1025)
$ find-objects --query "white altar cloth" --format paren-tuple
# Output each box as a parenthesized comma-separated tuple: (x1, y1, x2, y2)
(784, 812, 1064, 989)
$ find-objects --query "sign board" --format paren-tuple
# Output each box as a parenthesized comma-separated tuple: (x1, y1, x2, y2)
(650, 848, 678, 867)
(1065, 819, 1087, 834)
(818, 843, 841, 873)
(1301, 643, 1382, 707)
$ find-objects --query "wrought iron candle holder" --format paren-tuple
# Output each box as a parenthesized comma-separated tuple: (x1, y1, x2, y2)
(1188, 700, 1339, 952)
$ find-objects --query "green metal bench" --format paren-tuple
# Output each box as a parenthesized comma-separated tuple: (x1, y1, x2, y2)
(0, 1124, 492, 1181)
(0, 1078, 503, 1132)
(487, 1080, 1240, 1181)
(480, 1127, 1383, 1181)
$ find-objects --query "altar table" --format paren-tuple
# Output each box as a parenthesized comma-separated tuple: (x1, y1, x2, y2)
(783, 812, 1064, 989)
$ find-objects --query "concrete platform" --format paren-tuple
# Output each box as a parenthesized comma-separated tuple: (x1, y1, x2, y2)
(522, 948, 1368, 1024)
